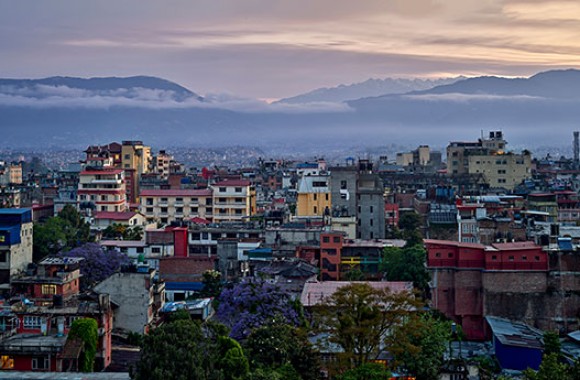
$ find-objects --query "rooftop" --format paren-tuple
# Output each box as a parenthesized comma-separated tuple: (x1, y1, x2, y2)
(140, 189, 212, 197)
(486, 316, 543, 349)
(301, 281, 413, 307)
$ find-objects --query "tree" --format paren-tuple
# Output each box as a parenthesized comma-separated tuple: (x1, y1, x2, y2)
(201, 270, 223, 298)
(57, 243, 131, 290)
(133, 318, 249, 380)
(398, 212, 423, 246)
(216, 280, 301, 340)
(381, 245, 430, 296)
(245, 322, 320, 380)
(68, 318, 98, 372)
(33, 205, 92, 262)
(387, 312, 452, 380)
(523, 353, 569, 380)
(543, 331, 561, 357)
(314, 283, 420, 367)
(102, 223, 143, 241)
(336, 363, 391, 380)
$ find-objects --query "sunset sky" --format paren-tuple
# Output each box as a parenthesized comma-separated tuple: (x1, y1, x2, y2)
(1, 0, 579, 99)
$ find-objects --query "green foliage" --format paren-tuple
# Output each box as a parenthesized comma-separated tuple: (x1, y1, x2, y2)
(387, 312, 452, 380)
(68, 318, 98, 372)
(126, 332, 143, 346)
(344, 269, 365, 281)
(336, 363, 391, 380)
(133, 318, 249, 380)
(245, 323, 320, 380)
(398, 212, 423, 245)
(33, 205, 92, 262)
(381, 245, 430, 296)
(201, 270, 223, 298)
(102, 223, 143, 241)
(543, 331, 561, 357)
(218, 336, 250, 380)
(523, 353, 569, 380)
(314, 282, 420, 368)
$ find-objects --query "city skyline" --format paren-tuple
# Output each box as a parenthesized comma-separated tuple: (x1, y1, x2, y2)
(1, 0, 580, 99)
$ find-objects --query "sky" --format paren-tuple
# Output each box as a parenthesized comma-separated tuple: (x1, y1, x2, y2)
(1, 0, 580, 100)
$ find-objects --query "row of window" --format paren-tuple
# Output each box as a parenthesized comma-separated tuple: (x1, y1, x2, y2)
(433, 252, 542, 261)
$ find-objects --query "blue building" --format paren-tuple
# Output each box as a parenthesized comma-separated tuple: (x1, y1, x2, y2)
(0, 209, 33, 290)
(486, 316, 544, 371)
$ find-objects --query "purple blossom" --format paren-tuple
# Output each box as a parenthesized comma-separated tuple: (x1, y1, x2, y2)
(216, 279, 300, 340)
(57, 243, 131, 290)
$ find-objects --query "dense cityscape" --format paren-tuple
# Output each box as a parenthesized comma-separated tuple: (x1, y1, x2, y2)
(0, 129, 578, 379)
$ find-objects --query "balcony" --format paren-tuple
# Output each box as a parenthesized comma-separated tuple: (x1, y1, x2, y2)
(91, 179, 122, 185)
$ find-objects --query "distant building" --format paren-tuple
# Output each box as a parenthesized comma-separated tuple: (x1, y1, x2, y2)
(447, 131, 532, 189)
(140, 188, 213, 225)
(77, 167, 127, 215)
(210, 180, 256, 222)
(0, 209, 33, 289)
(296, 174, 331, 218)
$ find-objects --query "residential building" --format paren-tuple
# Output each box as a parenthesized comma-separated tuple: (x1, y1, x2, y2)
(296, 174, 331, 217)
(446, 131, 532, 189)
(0, 209, 33, 288)
(77, 167, 127, 215)
(211, 180, 255, 222)
(140, 189, 213, 225)
(94, 266, 161, 334)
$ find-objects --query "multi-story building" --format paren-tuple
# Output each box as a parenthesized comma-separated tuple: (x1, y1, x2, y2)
(53, 163, 81, 214)
(0, 209, 33, 287)
(447, 131, 532, 189)
(121, 141, 151, 204)
(140, 188, 213, 225)
(211, 180, 255, 222)
(425, 239, 548, 340)
(296, 174, 331, 218)
(77, 165, 127, 215)
(0, 163, 22, 186)
(94, 265, 160, 334)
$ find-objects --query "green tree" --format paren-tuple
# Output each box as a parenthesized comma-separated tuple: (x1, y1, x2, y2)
(398, 212, 423, 246)
(68, 318, 98, 372)
(543, 331, 561, 357)
(314, 283, 420, 368)
(201, 270, 223, 298)
(33, 217, 68, 261)
(33, 205, 92, 262)
(523, 353, 569, 380)
(133, 318, 249, 380)
(381, 245, 430, 296)
(387, 313, 452, 380)
(245, 323, 320, 380)
(336, 363, 391, 380)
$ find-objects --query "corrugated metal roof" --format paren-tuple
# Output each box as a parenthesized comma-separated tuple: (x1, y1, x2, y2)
(486, 316, 543, 349)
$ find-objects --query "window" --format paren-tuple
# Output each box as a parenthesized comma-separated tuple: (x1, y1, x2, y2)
(42, 285, 57, 295)
(313, 206, 318, 214)
(0, 252, 7, 262)
(219, 187, 226, 192)
(333, 237, 340, 243)
(370, 219, 373, 226)
(176, 197, 183, 202)
(124, 154, 130, 159)
(32, 356, 49, 370)
(522, 256, 527, 261)
(508, 256, 515, 261)
(322, 236, 330, 243)
(218, 197, 227, 203)
(448, 253, 453, 258)
(160, 207, 168, 213)
(491, 255, 497, 260)
(370, 206, 374, 213)
(191, 197, 198, 203)
(151, 247, 161, 254)
(23, 316, 43, 329)
(235, 187, 242, 193)
(0, 355, 14, 369)
(176, 207, 183, 213)
(325, 193, 329, 201)
(146, 207, 153, 213)
(313, 194, 317, 201)
(435, 252, 441, 258)
(190, 207, 198, 213)
(136, 247, 144, 253)
(160, 197, 168, 203)
(535, 256, 541, 261)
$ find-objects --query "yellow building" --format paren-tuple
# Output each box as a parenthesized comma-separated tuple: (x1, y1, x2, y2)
(121, 141, 152, 204)
(296, 174, 332, 217)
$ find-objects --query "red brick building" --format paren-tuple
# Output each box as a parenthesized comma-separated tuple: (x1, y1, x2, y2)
(425, 239, 547, 340)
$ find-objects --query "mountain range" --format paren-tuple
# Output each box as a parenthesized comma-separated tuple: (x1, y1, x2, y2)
(1, 70, 580, 150)
(277, 77, 464, 104)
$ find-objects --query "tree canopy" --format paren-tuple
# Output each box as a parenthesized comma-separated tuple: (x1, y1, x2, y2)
(216, 279, 301, 340)
(57, 243, 131, 290)
(68, 318, 98, 372)
(33, 205, 92, 262)
(313, 282, 420, 368)
(381, 245, 430, 296)
(387, 312, 452, 380)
